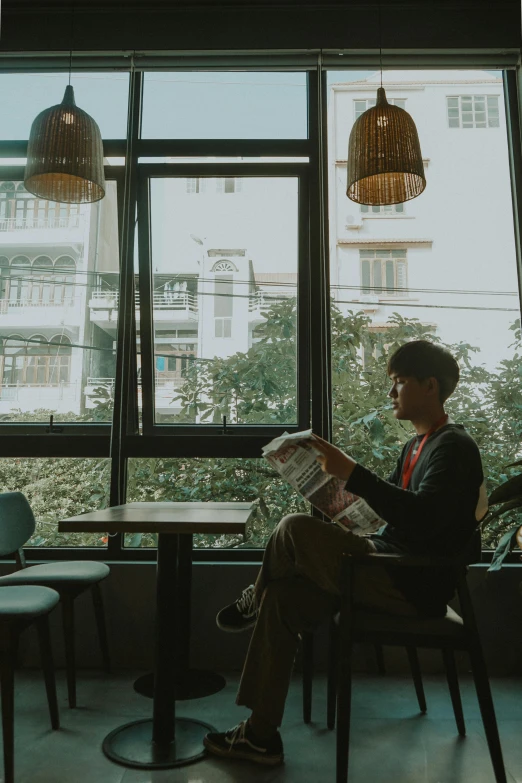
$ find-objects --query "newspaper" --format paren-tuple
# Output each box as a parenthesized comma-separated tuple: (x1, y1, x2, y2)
(262, 429, 384, 535)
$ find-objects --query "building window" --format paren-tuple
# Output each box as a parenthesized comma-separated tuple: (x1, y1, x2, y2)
(0, 334, 72, 387)
(214, 274, 233, 318)
(186, 178, 205, 194)
(360, 204, 404, 215)
(0, 182, 81, 229)
(0, 182, 15, 220)
(8, 257, 31, 303)
(53, 257, 76, 305)
(31, 257, 54, 304)
(360, 249, 407, 296)
(447, 95, 500, 128)
(216, 178, 242, 194)
(215, 318, 232, 338)
(354, 98, 406, 121)
(212, 261, 235, 273)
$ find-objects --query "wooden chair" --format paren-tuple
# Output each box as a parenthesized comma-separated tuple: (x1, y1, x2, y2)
(303, 634, 427, 730)
(0, 492, 110, 708)
(329, 552, 506, 783)
(0, 583, 60, 783)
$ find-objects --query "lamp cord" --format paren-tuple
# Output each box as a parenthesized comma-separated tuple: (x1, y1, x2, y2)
(378, 0, 383, 88)
(68, 1, 75, 86)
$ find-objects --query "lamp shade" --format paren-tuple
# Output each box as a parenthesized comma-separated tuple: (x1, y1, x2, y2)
(24, 85, 105, 204)
(347, 87, 426, 206)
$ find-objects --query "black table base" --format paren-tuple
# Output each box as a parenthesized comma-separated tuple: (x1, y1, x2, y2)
(102, 717, 216, 769)
(134, 669, 226, 700)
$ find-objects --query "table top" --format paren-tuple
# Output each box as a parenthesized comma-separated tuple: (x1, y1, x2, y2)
(59, 501, 254, 534)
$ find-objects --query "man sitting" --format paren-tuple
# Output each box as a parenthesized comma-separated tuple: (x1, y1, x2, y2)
(204, 339, 487, 766)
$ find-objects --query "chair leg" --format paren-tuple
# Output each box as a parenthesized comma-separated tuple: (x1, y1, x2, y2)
(469, 645, 507, 783)
(374, 644, 386, 675)
(406, 646, 427, 714)
(36, 616, 59, 730)
(442, 648, 465, 736)
(91, 583, 111, 673)
(0, 635, 17, 783)
(336, 640, 352, 783)
(302, 632, 313, 724)
(327, 619, 339, 730)
(61, 594, 76, 709)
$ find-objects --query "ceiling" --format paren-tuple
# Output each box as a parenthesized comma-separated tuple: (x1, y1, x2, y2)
(4, 0, 518, 8)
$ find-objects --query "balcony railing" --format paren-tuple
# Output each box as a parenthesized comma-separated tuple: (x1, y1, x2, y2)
(89, 290, 198, 313)
(0, 382, 78, 401)
(0, 215, 81, 232)
(0, 296, 77, 313)
(248, 292, 291, 311)
(86, 376, 184, 391)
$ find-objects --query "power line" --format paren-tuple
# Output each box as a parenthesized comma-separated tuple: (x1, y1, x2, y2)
(334, 298, 520, 313)
(0, 335, 114, 353)
(4, 273, 518, 300)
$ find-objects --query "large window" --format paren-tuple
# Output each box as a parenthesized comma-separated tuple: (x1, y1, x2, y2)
(0, 60, 519, 557)
(0, 178, 121, 423)
(140, 174, 302, 428)
(328, 69, 520, 551)
(141, 72, 308, 139)
(0, 458, 111, 547)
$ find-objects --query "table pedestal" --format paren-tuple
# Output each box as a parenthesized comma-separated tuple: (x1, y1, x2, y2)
(134, 669, 226, 700)
(133, 533, 226, 701)
(103, 717, 215, 769)
(103, 534, 215, 769)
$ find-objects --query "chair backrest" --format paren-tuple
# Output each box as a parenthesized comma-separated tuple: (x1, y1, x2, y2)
(0, 492, 36, 556)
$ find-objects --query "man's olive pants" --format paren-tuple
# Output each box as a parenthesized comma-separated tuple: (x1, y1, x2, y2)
(235, 513, 417, 728)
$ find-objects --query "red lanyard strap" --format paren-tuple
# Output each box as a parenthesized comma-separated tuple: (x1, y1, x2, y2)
(401, 414, 448, 489)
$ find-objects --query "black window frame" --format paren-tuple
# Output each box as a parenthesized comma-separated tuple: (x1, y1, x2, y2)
(0, 59, 518, 564)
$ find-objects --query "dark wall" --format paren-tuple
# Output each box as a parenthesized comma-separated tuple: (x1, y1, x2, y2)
(1, 1, 520, 54)
(8, 561, 522, 677)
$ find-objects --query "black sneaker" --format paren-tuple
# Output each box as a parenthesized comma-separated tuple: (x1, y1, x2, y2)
(204, 720, 284, 766)
(216, 584, 258, 632)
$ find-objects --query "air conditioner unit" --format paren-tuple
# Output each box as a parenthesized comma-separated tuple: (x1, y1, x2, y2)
(345, 214, 362, 230)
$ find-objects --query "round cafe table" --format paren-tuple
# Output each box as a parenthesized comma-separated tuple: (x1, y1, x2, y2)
(59, 501, 253, 770)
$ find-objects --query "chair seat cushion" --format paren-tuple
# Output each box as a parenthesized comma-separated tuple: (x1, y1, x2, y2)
(353, 605, 464, 637)
(0, 586, 59, 619)
(0, 561, 110, 589)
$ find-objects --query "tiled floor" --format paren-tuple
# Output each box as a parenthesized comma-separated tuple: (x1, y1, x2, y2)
(6, 670, 522, 782)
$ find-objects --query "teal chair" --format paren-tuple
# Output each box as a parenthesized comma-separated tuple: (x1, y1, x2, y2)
(0, 492, 110, 708)
(0, 582, 60, 783)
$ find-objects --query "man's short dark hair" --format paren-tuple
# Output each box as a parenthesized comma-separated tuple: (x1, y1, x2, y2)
(387, 340, 460, 403)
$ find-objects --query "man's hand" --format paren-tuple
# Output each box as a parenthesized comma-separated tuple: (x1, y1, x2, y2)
(310, 434, 357, 483)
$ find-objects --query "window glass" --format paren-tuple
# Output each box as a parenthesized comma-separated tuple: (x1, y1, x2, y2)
(0, 458, 111, 547)
(126, 457, 307, 548)
(446, 94, 500, 129)
(144, 176, 299, 425)
(142, 72, 307, 139)
(0, 178, 120, 422)
(0, 73, 129, 140)
(328, 69, 518, 550)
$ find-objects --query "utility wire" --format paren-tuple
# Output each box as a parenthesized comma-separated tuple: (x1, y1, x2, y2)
(2, 271, 519, 299)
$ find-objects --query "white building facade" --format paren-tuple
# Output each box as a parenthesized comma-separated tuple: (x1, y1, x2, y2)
(328, 70, 519, 368)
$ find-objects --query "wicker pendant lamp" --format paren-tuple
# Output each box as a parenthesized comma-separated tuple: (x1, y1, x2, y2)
(24, 84, 106, 204)
(346, 86, 425, 206)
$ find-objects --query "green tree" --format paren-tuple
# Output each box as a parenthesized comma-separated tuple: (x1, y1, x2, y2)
(128, 300, 522, 550)
(2, 300, 521, 552)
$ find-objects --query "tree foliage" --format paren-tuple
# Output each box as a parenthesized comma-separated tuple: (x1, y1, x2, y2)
(1, 299, 521, 551)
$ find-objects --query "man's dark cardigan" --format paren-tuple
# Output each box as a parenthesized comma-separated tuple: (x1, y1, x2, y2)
(346, 423, 484, 616)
